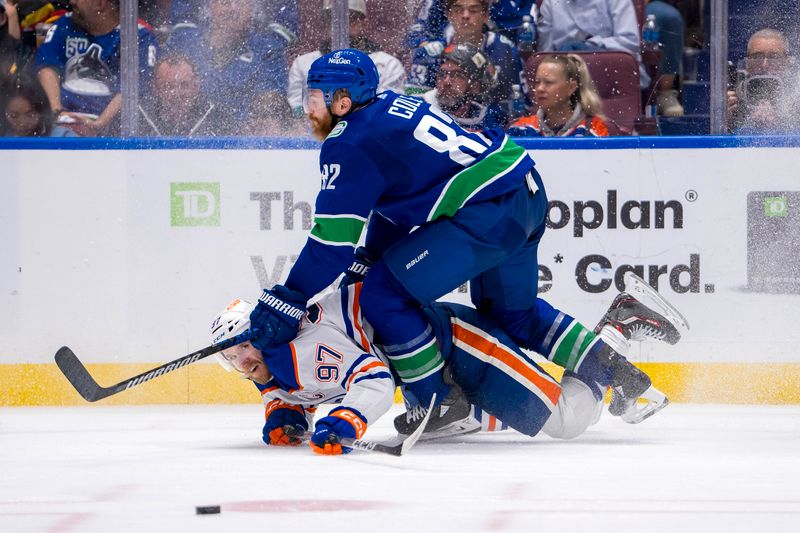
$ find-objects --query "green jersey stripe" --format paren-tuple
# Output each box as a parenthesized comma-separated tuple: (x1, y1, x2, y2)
(309, 215, 366, 246)
(394, 355, 445, 381)
(427, 136, 528, 222)
(387, 341, 441, 374)
(401, 360, 446, 383)
(551, 323, 599, 371)
(551, 323, 583, 368)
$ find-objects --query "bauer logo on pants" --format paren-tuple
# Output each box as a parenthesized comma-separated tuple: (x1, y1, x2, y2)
(170, 182, 220, 227)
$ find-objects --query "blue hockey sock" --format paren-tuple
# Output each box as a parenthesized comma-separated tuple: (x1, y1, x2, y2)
(361, 261, 447, 405)
(572, 342, 615, 389)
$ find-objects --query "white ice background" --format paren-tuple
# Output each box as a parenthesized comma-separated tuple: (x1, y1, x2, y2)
(2, 403, 799, 532)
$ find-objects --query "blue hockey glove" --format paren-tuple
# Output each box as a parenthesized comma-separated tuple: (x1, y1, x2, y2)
(249, 285, 307, 352)
(263, 406, 309, 446)
(310, 407, 367, 456)
(339, 246, 376, 288)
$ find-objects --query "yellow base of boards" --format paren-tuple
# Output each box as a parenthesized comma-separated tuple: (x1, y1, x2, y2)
(2, 362, 800, 406)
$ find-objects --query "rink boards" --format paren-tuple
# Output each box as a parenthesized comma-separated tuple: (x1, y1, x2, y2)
(1, 136, 799, 405)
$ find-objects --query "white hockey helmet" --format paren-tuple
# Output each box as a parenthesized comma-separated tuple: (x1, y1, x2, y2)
(210, 298, 255, 371)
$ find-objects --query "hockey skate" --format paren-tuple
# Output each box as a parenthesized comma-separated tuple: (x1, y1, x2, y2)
(598, 347, 669, 424)
(595, 271, 690, 351)
(594, 272, 687, 424)
(395, 385, 478, 439)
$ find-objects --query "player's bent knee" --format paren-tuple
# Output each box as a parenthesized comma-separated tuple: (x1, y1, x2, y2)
(541, 375, 602, 440)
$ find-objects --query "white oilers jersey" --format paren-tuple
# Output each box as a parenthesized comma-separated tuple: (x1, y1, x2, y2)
(257, 283, 395, 428)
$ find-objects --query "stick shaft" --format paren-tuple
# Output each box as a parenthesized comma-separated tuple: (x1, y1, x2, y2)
(54, 330, 253, 402)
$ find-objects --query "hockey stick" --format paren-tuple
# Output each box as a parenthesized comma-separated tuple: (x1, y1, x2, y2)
(54, 330, 254, 402)
(339, 393, 437, 456)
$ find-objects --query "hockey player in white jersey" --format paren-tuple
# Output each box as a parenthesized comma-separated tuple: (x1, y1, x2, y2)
(211, 284, 395, 455)
(210, 274, 688, 453)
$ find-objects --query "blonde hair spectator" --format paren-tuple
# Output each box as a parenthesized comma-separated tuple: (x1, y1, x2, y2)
(508, 54, 609, 137)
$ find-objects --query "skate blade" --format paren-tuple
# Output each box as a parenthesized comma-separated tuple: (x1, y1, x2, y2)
(623, 272, 690, 334)
(418, 418, 482, 441)
(620, 385, 669, 424)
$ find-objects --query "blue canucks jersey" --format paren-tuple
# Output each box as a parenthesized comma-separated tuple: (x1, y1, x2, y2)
(166, 23, 288, 119)
(285, 91, 539, 299)
(35, 14, 158, 116)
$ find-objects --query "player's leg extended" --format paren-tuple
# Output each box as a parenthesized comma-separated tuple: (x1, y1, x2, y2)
(444, 304, 601, 439)
(470, 241, 665, 421)
(361, 184, 544, 407)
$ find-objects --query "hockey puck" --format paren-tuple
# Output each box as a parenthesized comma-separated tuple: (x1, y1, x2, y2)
(196, 505, 221, 515)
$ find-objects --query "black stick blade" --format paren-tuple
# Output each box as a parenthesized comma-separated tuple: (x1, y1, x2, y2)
(54, 346, 107, 402)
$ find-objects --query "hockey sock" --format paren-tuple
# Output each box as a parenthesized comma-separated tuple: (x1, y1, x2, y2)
(572, 342, 615, 389)
(381, 327, 447, 405)
(361, 261, 447, 405)
(542, 316, 603, 374)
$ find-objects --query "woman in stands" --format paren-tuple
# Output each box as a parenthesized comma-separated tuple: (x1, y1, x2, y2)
(507, 54, 609, 137)
(0, 74, 77, 137)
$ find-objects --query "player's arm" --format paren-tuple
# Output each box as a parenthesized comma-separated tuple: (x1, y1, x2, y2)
(310, 353, 395, 455)
(285, 141, 385, 299)
(249, 142, 384, 353)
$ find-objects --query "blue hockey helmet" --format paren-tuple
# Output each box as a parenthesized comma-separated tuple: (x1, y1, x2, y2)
(306, 49, 379, 108)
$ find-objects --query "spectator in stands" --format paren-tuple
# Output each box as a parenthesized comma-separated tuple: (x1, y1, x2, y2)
(537, 0, 639, 56)
(728, 28, 798, 134)
(405, 0, 537, 51)
(406, 0, 527, 126)
(34, 0, 159, 136)
(246, 91, 307, 136)
(287, 0, 405, 116)
(422, 43, 504, 130)
(167, 0, 289, 130)
(138, 53, 232, 136)
(507, 53, 609, 137)
(168, 0, 298, 48)
(0, 74, 77, 136)
(1, 0, 22, 82)
(646, 0, 685, 116)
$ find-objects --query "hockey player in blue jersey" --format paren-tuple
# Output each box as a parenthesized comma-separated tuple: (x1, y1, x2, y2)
(246, 48, 672, 440)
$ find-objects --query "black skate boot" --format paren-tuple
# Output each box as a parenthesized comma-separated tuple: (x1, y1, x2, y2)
(394, 385, 476, 438)
(597, 345, 669, 423)
(595, 272, 689, 348)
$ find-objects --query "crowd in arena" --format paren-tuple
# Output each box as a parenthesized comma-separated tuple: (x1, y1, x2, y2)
(0, 0, 797, 138)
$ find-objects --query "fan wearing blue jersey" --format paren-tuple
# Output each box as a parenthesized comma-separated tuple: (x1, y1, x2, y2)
(247, 48, 666, 436)
(35, 0, 158, 136)
(166, 0, 289, 127)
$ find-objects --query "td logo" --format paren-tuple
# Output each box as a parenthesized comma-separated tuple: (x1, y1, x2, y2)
(170, 182, 220, 227)
(763, 196, 788, 218)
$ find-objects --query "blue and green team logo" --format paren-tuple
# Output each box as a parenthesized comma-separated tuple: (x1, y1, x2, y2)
(170, 182, 220, 227)
(764, 196, 788, 218)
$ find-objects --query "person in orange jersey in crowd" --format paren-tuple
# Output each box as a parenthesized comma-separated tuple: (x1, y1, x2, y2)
(508, 54, 609, 137)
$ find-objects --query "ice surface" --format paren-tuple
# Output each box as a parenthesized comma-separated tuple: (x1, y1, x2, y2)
(2, 403, 799, 532)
